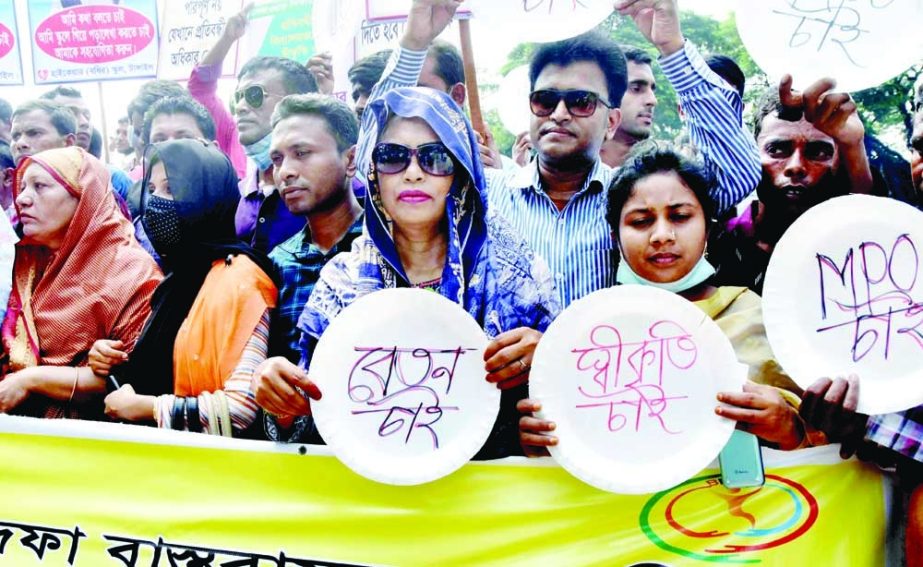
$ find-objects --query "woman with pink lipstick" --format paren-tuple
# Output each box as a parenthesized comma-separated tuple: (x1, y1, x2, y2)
(519, 148, 824, 456)
(292, 87, 560, 458)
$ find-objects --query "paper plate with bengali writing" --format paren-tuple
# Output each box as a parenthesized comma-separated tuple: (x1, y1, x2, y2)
(309, 288, 498, 485)
(763, 195, 923, 415)
(530, 285, 746, 495)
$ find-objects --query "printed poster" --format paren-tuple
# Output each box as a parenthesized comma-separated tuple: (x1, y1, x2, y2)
(0, 0, 24, 85)
(28, 0, 160, 84)
(157, 0, 243, 80)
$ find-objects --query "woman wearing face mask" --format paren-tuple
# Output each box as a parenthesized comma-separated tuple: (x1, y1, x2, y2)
(251, 87, 559, 456)
(1, 147, 161, 418)
(519, 148, 823, 456)
(89, 139, 278, 436)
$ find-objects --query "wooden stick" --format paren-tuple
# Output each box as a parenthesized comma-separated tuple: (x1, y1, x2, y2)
(97, 81, 110, 164)
(458, 18, 486, 139)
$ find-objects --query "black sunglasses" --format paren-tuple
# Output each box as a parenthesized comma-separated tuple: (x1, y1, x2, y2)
(233, 84, 282, 110)
(529, 89, 612, 118)
(373, 142, 455, 177)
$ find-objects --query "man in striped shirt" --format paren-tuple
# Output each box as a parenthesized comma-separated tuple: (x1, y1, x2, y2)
(358, 0, 761, 308)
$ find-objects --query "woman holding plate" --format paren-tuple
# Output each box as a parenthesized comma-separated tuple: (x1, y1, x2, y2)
(519, 148, 823, 456)
(252, 87, 560, 458)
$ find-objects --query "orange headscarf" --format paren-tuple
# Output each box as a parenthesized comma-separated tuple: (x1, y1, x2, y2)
(3, 147, 162, 371)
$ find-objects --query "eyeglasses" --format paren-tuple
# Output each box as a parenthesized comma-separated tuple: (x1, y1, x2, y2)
(233, 84, 283, 110)
(528, 89, 612, 118)
(373, 142, 455, 176)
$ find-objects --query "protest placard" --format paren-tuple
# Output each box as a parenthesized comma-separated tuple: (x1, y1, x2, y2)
(466, 0, 612, 43)
(763, 195, 923, 415)
(0, 0, 24, 86)
(736, 1, 923, 92)
(28, 0, 159, 84)
(239, 0, 314, 66)
(308, 288, 499, 485)
(157, 0, 242, 81)
(530, 285, 747, 494)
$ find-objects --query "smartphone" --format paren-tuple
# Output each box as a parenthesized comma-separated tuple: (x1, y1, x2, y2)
(719, 430, 765, 489)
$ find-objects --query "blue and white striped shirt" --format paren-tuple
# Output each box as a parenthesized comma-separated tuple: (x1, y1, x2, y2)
(357, 41, 761, 307)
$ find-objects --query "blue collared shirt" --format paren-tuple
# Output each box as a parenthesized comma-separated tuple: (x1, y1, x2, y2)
(357, 41, 761, 307)
(268, 215, 365, 362)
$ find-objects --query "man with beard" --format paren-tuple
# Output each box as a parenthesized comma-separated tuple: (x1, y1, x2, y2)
(911, 80, 923, 203)
(710, 75, 874, 294)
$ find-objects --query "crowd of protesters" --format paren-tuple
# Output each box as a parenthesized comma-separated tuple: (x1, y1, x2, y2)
(0, 0, 920, 561)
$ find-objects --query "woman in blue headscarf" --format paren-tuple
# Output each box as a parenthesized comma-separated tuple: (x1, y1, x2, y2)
(252, 87, 560, 457)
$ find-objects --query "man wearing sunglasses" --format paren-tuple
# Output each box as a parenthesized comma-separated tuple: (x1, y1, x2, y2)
(360, 0, 760, 308)
(188, 4, 319, 253)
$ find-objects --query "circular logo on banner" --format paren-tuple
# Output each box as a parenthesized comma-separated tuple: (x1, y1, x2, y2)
(0, 22, 14, 59)
(309, 288, 498, 486)
(529, 286, 747, 494)
(640, 474, 819, 563)
(762, 194, 923, 415)
(735, 1, 923, 92)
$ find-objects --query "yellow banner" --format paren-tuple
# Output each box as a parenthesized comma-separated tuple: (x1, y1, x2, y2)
(0, 417, 890, 566)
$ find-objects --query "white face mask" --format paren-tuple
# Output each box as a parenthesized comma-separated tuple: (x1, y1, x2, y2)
(616, 253, 716, 293)
(244, 132, 273, 172)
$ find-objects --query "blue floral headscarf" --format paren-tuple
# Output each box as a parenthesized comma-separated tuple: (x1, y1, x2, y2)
(362, 87, 488, 303)
(297, 87, 560, 355)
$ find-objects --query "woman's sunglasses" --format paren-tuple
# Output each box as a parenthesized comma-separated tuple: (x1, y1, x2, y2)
(373, 142, 455, 176)
(232, 84, 282, 110)
(528, 89, 612, 118)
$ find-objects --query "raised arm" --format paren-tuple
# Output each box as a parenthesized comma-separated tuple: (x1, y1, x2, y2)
(616, 0, 761, 215)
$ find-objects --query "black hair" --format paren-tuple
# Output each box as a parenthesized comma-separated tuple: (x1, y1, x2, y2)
(128, 80, 189, 120)
(606, 147, 716, 240)
(622, 45, 653, 67)
(0, 142, 13, 170)
(142, 96, 217, 145)
(428, 40, 465, 88)
(12, 100, 77, 136)
(271, 94, 358, 152)
(89, 127, 102, 158)
(750, 87, 789, 140)
(705, 54, 746, 99)
(40, 85, 83, 101)
(0, 97, 11, 124)
(529, 31, 628, 107)
(238, 56, 318, 96)
(348, 50, 392, 101)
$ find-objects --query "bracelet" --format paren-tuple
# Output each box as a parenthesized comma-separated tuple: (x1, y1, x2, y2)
(186, 397, 202, 433)
(171, 397, 186, 431)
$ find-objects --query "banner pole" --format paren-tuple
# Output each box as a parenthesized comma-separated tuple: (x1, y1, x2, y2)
(97, 81, 110, 164)
(458, 18, 486, 140)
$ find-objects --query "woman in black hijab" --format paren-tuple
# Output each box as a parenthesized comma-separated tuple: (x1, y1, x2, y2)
(89, 139, 279, 436)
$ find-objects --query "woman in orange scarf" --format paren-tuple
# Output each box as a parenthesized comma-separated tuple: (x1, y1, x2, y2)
(89, 140, 277, 436)
(0, 147, 162, 418)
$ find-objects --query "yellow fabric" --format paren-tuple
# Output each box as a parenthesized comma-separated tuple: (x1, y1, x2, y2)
(173, 255, 277, 397)
(0, 426, 888, 566)
(694, 286, 826, 448)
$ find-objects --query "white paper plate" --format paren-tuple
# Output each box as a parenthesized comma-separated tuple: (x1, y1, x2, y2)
(530, 285, 745, 494)
(309, 288, 498, 485)
(763, 194, 923, 415)
(735, 0, 923, 93)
